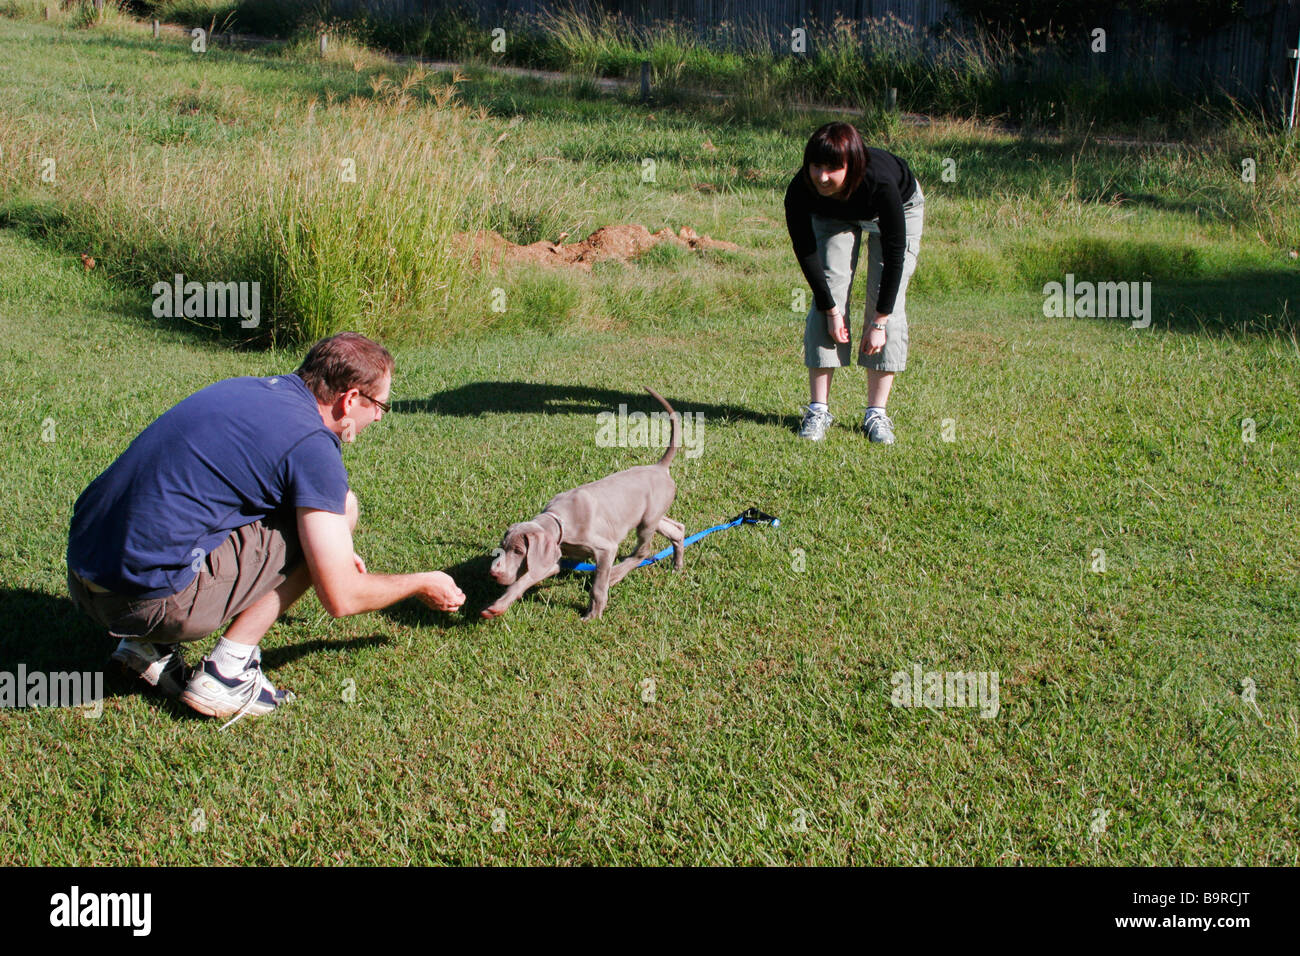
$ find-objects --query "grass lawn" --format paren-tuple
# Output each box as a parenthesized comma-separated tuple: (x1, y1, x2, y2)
(0, 14, 1297, 865)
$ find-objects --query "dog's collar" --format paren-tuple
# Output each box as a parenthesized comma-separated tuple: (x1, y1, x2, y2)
(538, 511, 563, 539)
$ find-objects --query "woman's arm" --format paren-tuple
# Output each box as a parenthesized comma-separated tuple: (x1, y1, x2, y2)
(873, 182, 908, 316)
(784, 175, 837, 312)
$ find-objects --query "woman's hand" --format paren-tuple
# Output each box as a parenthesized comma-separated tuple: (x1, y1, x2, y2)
(861, 316, 888, 356)
(825, 305, 849, 344)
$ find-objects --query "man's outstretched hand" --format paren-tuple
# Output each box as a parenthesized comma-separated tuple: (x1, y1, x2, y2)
(420, 571, 466, 613)
(299, 507, 466, 617)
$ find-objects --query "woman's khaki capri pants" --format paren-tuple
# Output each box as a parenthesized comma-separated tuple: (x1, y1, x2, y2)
(803, 184, 924, 372)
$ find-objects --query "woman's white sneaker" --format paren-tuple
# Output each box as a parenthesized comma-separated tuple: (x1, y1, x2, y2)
(862, 409, 896, 444)
(798, 405, 833, 441)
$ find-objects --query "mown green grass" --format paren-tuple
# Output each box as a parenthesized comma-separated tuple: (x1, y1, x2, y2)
(1, 16, 1298, 865)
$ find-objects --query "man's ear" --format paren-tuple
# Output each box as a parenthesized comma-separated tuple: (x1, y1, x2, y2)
(525, 527, 561, 570)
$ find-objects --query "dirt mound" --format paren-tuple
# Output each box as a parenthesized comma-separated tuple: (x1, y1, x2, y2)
(458, 223, 740, 271)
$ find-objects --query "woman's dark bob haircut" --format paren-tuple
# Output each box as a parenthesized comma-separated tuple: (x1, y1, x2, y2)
(802, 122, 868, 198)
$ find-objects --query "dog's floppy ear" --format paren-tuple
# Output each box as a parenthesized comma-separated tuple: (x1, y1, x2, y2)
(492, 525, 518, 568)
(525, 525, 561, 570)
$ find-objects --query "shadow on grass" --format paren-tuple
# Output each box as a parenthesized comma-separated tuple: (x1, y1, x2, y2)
(0, 587, 203, 718)
(0, 587, 402, 716)
(259, 635, 389, 669)
(1158, 272, 1298, 334)
(0, 588, 130, 701)
(394, 381, 797, 431)
(1066, 270, 1299, 336)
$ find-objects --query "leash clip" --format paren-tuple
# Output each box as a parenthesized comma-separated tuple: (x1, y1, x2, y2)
(737, 507, 780, 528)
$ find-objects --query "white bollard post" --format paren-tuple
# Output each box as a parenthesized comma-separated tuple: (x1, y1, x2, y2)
(1288, 38, 1299, 131)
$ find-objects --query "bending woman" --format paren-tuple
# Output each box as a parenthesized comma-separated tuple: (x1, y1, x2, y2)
(784, 122, 924, 443)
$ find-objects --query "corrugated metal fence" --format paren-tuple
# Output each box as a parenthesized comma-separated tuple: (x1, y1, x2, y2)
(332, 0, 1300, 116)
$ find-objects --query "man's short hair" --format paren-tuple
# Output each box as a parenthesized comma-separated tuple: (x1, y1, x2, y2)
(295, 332, 394, 403)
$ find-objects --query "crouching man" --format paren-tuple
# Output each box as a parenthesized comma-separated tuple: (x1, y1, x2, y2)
(66, 332, 465, 723)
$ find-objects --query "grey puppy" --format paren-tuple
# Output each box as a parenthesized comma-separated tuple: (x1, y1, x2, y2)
(484, 387, 686, 621)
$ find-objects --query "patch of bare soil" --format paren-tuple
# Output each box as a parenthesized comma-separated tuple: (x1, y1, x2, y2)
(457, 224, 740, 271)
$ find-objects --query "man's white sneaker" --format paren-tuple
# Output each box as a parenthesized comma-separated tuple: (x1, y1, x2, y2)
(110, 638, 190, 698)
(180, 647, 293, 725)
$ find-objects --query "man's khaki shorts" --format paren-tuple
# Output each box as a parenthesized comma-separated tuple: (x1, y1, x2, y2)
(68, 512, 303, 644)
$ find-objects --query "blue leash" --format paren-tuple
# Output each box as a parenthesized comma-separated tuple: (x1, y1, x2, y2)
(559, 507, 780, 573)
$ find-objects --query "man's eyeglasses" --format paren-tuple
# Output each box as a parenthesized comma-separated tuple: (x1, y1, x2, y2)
(358, 391, 391, 414)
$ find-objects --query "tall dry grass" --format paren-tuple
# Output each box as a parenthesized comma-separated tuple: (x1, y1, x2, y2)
(0, 66, 491, 344)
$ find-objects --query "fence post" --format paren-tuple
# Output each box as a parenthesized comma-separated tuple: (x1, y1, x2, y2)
(320, 33, 328, 56)
(153, 20, 160, 40)
(885, 87, 898, 112)
(94, 0, 103, 10)
(1289, 33, 1299, 130)
(640, 61, 651, 103)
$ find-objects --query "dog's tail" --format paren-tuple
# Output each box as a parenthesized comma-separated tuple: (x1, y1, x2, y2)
(647, 386, 680, 468)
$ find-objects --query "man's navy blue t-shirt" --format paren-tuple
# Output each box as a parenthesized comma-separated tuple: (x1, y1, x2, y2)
(67, 373, 349, 598)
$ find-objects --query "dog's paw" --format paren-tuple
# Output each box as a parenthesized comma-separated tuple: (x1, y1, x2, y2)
(481, 604, 505, 619)
(580, 607, 604, 622)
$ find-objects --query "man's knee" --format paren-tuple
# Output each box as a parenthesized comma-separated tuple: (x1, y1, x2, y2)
(346, 489, 359, 531)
